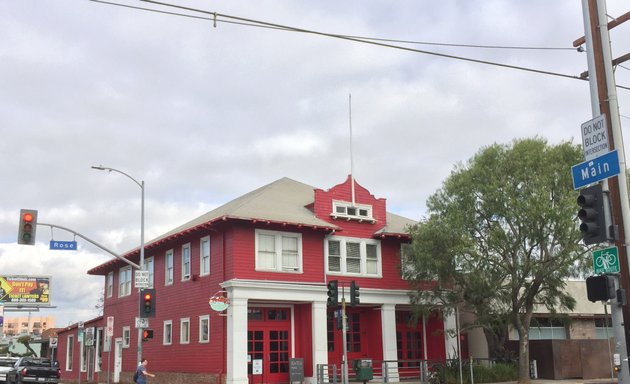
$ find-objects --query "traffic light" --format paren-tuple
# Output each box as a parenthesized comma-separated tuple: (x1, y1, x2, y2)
(586, 275, 615, 302)
(327, 280, 338, 307)
(17, 209, 38, 245)
(350, 280, 360, 306)
(577, 184, 607, 245)
(142, 329, 154, 342)
(139, 288, 156, 318)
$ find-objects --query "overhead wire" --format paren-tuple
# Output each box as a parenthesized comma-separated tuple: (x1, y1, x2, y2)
(90, 0, 630, 91)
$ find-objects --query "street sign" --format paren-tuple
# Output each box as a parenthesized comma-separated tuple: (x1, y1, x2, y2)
(571, 150, 620, 189)
(135, 271, 149, 288)
(135, 317, 149, 329)
(49, 240, 77, 251)
(106, 316, 114, 337)
(49, 337, 58, 348)
(581, 114, 608, 161)
(593, 246, 620, 274)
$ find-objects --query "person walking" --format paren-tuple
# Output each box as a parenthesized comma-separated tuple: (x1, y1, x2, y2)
(135, 358, 155, 384)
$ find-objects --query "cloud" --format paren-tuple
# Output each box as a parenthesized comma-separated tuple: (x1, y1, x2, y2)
(0, 0, 628, 327)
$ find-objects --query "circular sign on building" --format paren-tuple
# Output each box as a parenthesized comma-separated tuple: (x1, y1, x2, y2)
(209, 292, 229, 312)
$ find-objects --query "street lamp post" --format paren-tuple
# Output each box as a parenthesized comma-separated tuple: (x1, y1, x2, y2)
(92, 165, 145, 366)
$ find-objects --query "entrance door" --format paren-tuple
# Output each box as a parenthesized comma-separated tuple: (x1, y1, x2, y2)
(113, 338, 122, 383)
(247, 307, 291, 384)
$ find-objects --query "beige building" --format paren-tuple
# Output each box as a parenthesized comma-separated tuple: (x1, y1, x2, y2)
(2, 315, 55, 336)
(464, 280, 611, 359)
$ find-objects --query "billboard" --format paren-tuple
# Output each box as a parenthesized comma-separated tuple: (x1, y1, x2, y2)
(0, 276, 51, 305)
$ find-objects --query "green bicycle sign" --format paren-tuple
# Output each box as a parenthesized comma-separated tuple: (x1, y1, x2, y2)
(592, 246, 620, 274)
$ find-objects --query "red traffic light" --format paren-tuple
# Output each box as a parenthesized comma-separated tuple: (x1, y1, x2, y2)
(18, 209, 38, 245)
(144, 293, 152, 301)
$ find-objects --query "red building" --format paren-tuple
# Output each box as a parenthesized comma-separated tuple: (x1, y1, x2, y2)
(57, 176, 452, 384)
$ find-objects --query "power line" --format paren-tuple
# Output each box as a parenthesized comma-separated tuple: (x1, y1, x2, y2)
(90, 0, 575, 52)
(91, 0, 630, 91)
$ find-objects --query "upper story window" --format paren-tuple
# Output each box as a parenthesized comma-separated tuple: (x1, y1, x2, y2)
(165, 249, 174, 285)
(200, 236, 210, 276)
(255, 229, 302, 273)
(118, 266, 132, 297)
(106, 272, 113, 298)
(326, 236, 381, 276)
(182, 243, 191, 281)
(145, 256, 155, 288)
(400, 243, 415, 280)
(331, 200, 375, 223)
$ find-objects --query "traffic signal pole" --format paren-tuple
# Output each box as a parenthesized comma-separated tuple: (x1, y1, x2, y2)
(580, 0, 630, 380)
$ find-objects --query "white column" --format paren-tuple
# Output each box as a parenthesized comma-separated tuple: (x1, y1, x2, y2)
(226, 297, 248, 384)
(381, 304, 399, 382)
(309, 300, 329, 384)
(443, 310, 458, 359)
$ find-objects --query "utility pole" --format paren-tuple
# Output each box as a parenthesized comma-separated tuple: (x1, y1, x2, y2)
(579, 0, 630, 380)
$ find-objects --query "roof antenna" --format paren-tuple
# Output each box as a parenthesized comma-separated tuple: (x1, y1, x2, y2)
(349, 93, 356, 206)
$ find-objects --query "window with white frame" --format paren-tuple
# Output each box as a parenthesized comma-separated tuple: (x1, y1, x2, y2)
(199, 315, 209, 343)
(180, 318, 190, 344)
(400, 243, 415, 280)
(145, 256, 155, 288)
(80, 337, 87, 372)
(331, 200, 374, 222)
(106, 272, 113, 298)
(200, 236, 210, 276)
(122, 326, 130, 347)
(255, 229, 302, 272)
(165, 250, 174, 285)
(182, 244, 191, 280)
(118, 267, 132, 297)
(66, 335, 74, 371)
(95, 328, 103, 372)
(326, 236, 381, 276)
(163, 320, 172, 345)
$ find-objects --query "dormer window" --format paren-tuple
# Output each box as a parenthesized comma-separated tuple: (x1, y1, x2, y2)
(331, 200, 374, 223)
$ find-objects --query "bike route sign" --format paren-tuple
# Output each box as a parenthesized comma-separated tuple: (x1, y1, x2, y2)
(592, 246, 619, 274)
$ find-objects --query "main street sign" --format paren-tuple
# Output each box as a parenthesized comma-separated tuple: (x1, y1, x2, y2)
(581, 114, 608, 161)
(571, 149, 620, 189)
(592, 246, 619, 274)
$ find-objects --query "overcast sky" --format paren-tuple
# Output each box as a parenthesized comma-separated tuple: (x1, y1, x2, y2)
(1, 0, 628, 329)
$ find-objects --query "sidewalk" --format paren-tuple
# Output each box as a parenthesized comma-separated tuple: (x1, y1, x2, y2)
(493, 379, 617, 384)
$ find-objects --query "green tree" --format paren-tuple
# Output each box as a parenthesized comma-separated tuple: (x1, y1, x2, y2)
(406, 138, 588, 383)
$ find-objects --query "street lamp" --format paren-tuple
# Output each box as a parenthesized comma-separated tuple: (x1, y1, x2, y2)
(92, 165, 145, 366)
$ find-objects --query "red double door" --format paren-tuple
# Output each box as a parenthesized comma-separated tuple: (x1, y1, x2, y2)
(247, 308, 292, 384)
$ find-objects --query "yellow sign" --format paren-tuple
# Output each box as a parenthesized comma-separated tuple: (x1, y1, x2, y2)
(0, 276, 51, 305)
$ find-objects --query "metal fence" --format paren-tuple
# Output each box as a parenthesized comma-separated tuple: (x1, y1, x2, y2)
(318, 358, 512, 384)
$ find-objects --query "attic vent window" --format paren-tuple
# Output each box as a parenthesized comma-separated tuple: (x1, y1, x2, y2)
(331, 201, 375, 223)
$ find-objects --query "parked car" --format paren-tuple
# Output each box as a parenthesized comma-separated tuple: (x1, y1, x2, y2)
(5, 358, 59, 384)
(0, 358, 18, 383)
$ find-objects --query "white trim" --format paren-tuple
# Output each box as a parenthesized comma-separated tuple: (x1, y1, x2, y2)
(255, 229, 302, 273)
(163, 320, 173, 345)
(118, 266, 132, 297)
(331, 200, 375, 223)
(325, 235, 382, 277)
(122, 326, 130, 348)
(65, 334, 74, 371)
(180, 317, 190, 344)
(165, 249, 174, 286)
(199, 315, 210, 343)
(145, 256, 155, 288)
(181, 243, 191, 281)
(200, 236, 211, 276)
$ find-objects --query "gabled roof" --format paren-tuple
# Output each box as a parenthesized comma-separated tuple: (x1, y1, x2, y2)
(151, 177, 339, 245)
(88, 177, 416, 274)
(376, 212, 417, 238)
